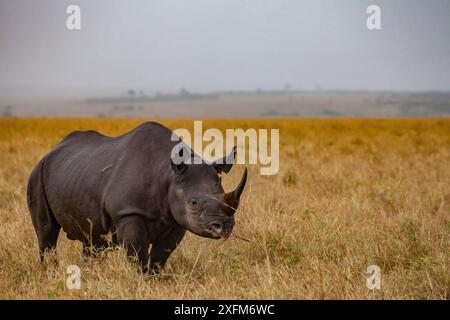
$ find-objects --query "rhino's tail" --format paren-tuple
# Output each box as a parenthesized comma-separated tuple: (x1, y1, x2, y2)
(27, 157, 61, 261)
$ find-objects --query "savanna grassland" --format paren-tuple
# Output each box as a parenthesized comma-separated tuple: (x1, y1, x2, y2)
(0, 118, 449, 299)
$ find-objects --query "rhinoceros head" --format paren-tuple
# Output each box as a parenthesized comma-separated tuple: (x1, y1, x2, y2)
(168, 146, 247, 239)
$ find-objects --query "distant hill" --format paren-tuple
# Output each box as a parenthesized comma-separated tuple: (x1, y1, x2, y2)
(1, 90, 449, 118)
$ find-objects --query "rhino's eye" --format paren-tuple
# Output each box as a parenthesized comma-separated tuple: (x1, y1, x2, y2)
(188, 199, 200, 211)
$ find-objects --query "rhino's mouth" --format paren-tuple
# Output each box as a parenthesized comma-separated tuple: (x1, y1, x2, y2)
(203, 220, 233, 240)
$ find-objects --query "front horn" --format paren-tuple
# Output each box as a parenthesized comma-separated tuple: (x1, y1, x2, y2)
(223, 168, 248, 214)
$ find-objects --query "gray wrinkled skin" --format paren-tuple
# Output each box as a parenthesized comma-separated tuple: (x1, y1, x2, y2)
(27, 122, 247, 273)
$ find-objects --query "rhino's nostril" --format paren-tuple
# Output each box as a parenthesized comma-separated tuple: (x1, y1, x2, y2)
(210, 222, 223, 234)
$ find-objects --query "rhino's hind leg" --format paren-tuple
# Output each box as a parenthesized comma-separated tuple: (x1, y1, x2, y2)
(27, 160, 61, 263)
(31, 198, 61, 263)
(34, 210, 60, 264)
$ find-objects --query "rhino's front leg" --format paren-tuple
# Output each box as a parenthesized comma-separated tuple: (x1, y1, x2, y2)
(116, 215, 149, 273)
(150, 226, 186, 273)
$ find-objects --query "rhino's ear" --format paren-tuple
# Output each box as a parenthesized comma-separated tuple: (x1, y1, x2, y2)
(171, 145, 188, 174)
(213, 146, 235, 174)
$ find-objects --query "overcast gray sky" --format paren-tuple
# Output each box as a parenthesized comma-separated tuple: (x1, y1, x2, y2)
(1, 0, 449, 95)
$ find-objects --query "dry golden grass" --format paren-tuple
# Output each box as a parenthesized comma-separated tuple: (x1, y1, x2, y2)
(0, 118, 449, 299)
